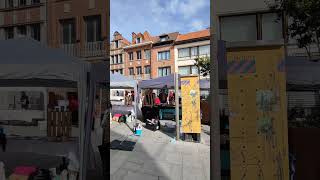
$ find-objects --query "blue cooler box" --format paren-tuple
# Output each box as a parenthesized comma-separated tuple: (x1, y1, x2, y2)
(135, 129, 142, 136)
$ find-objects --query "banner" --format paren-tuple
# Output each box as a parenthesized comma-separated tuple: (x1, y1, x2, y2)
(181, 75, 201, 133)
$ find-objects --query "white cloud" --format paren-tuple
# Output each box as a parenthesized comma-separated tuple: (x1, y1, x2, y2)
(179, 0, 207, 19)
(191, 20, 205, 31)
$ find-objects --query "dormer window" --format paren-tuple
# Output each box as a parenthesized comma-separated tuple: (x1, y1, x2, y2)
(136, 37, 141, 43)
(160, 35, 169, 42)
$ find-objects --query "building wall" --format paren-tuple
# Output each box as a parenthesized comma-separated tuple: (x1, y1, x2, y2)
(0, 0, 47, 43)
(174, 40, 210, 78)
(217, 0, 269, 16)
(151, 45, 175, 78)
(124, 44, 152, 79)
(47, 0, 108, 61)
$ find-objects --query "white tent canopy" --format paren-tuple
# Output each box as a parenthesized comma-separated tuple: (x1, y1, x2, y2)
(110, 72, 137, 89)
(0, 38, 107, 180)
(110, 72, 138, 117)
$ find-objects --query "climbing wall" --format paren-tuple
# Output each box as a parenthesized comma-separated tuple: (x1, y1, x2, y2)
(227, 46, 289, 180)
(181, 75, 201, 133)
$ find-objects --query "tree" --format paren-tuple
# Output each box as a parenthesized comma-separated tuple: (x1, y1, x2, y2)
(265, 0, 320, 60)
(194, 56, 210, 77)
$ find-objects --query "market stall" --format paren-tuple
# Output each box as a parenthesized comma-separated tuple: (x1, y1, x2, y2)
(0, 38, 107, 180)
(110, 73, 138, 123)
(138, 74, 210, 122)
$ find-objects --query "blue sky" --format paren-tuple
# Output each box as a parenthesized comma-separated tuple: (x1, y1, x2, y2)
(111, 0, 210, 41)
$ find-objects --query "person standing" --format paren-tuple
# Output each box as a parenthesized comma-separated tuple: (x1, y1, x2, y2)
(20, 91, 29, 110)
(0, 127, 6, 152)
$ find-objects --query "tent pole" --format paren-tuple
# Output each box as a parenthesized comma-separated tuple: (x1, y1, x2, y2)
(174, 72, 180, 140)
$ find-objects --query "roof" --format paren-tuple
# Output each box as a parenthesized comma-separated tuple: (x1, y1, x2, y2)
(152, 32, 179, 45)
(176, 29, 210, 43)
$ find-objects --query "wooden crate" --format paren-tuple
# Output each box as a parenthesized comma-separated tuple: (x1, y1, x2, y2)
(47, 111, 72, 141)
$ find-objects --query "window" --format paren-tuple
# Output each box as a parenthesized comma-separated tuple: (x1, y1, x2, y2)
(191, 65, 199, 74)
(119, 54, 123, 64)
(178, 48, 190, 58)
(119, 69, 123, 74)
(5, 27, 14, 39)
(129, 52, 133, 61)
(17, 26, 27, 36)
(136, 67, 142, 75)
(30, 23, 40, 41)
(160, 35, 168, 42)
(136, 37, 141, 43)
(129, 68, 134, 75)
(19, 0, 26, 6)
(144, 49, 151, 60)
(115, 40, 119, 48)
(60, 19, 76, 44)
(191, 47, 198, 56)
(111, 70, 114, 74)
(84, 15, 101, 42)
(220, 15, 257, 42)
(158, 67, 171, 77)
(199, 45, 210, 55)
(111, 56, 114, 64)
(178, 66, 190, 75)
(115, 55, 118, 64)
(178, 66, 199, 75)
(137, 51, 142, 60)
(6, 0, 14, 8)
(158, 51, 170, 60)
(144, 66, 151, 74)
(32, 0, 40, 4)
(262, 13, 283, 41)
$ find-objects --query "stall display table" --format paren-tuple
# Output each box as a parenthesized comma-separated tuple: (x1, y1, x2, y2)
(157, 106, 182, 120)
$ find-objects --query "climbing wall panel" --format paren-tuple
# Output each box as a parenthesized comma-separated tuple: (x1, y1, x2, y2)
(227, 46, 289, 180)
(181, 75, 201, 133)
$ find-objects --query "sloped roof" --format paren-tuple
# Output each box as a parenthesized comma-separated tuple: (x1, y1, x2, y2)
(176, 29, 210, 42)
(152, 32, 179, 45)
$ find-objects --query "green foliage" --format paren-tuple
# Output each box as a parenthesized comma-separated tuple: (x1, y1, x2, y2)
(194, 56, 210, 77)
(266, 0, 320, 60)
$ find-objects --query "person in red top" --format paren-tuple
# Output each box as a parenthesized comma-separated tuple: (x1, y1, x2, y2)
(68, 95, 79, 125)
(154, 95, 161, 105)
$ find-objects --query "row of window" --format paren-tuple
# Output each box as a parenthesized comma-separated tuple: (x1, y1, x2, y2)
(5, 0, 40, 8)
(220, 13, 283, 42)
(128, 49, 151, 61)
(178, 45, 210, 58)
(128, 66, 151, 75)
(113, 65, 199, 77)
(5, 24, 41, 41)
(111, 54, 123, 64)
(111, 69, 123, 74)
(60, 15, 102, 44)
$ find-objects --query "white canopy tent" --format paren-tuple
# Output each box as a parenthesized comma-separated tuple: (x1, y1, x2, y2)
(110, 73, 138, 119)
(0, 38, 108, 180)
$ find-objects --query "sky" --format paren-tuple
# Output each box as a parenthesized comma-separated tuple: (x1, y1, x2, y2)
(110, 0, 210, 41)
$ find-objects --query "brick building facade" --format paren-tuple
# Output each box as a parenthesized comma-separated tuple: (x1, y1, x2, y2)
(123, 31, 153, 80)
(0, 0, 108, 62)
(110, 31, 129, 74)
(110, 29, 210, 80)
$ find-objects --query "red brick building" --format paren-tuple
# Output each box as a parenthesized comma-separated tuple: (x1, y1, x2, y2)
(123, 31, 153, 80)
(110, 31, 130, 74)
(151, 32, 178, 78)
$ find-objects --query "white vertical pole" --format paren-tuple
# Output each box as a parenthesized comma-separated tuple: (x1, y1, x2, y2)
(175, 72, 180, 140)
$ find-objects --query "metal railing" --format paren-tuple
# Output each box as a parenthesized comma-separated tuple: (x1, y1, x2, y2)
(60, 41, 107, 58)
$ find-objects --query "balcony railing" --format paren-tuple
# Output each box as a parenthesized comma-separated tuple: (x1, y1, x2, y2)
(60, 41, 107, 58)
